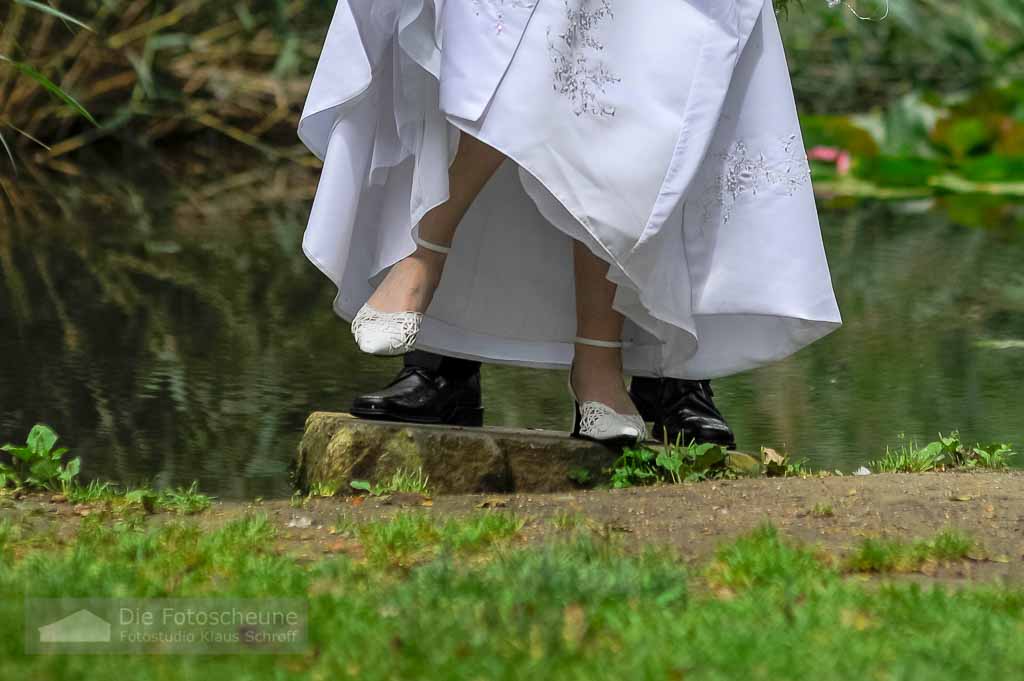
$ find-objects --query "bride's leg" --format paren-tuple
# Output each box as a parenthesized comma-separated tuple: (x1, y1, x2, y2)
(571, 241, 641, 416)
(367, 131, 507, 314)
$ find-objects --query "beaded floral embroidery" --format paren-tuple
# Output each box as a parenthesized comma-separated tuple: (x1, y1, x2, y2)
(472, 0, 537, 35)
(699, 134, 811, 226)
(547, 0, 620, 117)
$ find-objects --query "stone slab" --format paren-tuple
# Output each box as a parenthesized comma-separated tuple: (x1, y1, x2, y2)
(294, 412, 622, 494)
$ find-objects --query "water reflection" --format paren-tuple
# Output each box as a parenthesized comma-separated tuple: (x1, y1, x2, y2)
(2, 169, 1022, 498)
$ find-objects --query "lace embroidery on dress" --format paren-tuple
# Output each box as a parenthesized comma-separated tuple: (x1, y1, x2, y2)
(700, 134, 811, 226)
(547, 0, 621, 117)
(472, 0, 537, 35)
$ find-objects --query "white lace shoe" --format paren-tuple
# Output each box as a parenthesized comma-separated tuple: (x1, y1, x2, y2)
(569, 337, 647, 446)
(351, 231, 451, 356)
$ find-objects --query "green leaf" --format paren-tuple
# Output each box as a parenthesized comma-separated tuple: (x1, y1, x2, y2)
(350, 480, 372, 492)
(655, 451, 682, 474)
(62, 457, 81, 480)
(13, 0, 94, 31)
(0, 462, 17, 487)
(2, 445, 34, 463)
(959, 156, 1024, 183)
(693, 444, 727, 470)
(29, 459, 60, 486)
(125, 488, 158, 513)
(27, 424, 58, 456)
(933, 116, 995, 160)
(857, 156, 944, 188)
(0, 57, 98, 126)
(51, 446, 69, 461)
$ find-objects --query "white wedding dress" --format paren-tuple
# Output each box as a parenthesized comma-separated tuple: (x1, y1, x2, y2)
(298, 0, 842, 379)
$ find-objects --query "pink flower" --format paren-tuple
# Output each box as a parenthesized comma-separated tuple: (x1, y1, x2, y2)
(836, 151, 852, 176)
(808, 146, 840, 162)
(807, 146, 852, 176)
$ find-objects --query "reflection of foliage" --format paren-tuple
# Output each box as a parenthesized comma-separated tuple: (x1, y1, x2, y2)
(715, 199, 1024, 470)
(2, 175, 1023, 493)
(0, 161, 347, 497)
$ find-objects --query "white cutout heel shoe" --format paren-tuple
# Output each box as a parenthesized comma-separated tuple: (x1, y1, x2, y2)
(569, 337, 647, 447)
(351, 232, 451, 356)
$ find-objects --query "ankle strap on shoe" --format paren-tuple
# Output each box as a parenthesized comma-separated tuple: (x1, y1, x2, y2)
(574, 336, 627, 349)
(413, 228, 452, 255)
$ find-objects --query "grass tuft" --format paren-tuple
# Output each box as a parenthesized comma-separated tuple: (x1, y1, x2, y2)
(811, 502, 835, 518)
(705, 524, 833, 593)
(870, 432, 1016, 473)
(156, 482, 213, 515)
(355, 511, 525, 567)
(844, 529, 975, 573)
(350, 467, 431, 497)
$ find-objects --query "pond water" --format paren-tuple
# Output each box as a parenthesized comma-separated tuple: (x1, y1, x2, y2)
(2, 166, 1023, 498)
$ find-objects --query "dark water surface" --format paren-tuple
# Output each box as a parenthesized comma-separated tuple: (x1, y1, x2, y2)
(2, 171, 1023, 498)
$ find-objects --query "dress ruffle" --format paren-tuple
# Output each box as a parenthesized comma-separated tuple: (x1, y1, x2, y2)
(298, 0, 842, 379)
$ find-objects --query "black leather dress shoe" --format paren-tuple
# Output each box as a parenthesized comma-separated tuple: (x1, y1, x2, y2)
(629, 377, 736, 449)
(351, 365, 484, 426)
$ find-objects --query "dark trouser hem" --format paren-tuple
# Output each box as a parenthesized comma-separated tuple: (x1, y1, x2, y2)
(404, 350, 481, 381)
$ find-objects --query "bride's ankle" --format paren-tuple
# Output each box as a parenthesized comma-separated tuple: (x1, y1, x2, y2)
(367, 249, 446, 313)
(572, 344, 622, 376)
(572, 362, 626, 394)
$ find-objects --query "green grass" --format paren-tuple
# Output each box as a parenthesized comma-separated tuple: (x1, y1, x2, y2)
(155, 482, 213, 515)
(61, 480, 211, 515)
(350, 467, 431, 497)
(335, 510, 525, 567)
(308, 480, 341, 498)
(811, 502, 835, 518)
(705, 524, 828, 593)
(844, 530, 976, 573)
(870, 432, 1017, 473)
(1, 515, 1023, 679)
(64, 479, 117, 504)
(870, 438, 948, 473)
(2, 424, 213, 514)
(551, 510, 589, 532)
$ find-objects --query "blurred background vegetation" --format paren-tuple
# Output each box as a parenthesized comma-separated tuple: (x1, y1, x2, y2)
(1, 1, 1023, 495)
(0, 1, 1020, 180)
